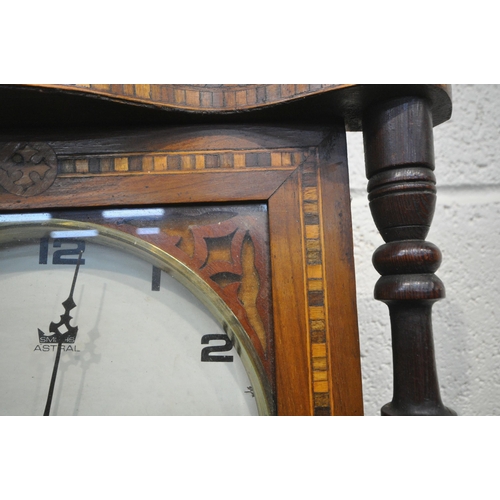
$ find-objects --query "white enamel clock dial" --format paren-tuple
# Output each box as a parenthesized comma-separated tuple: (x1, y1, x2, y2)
(0, 221, 265, 416)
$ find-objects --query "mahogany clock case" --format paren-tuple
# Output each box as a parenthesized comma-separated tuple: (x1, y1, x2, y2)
(0, 93, 363, 416)
(0, 83, 455, 416)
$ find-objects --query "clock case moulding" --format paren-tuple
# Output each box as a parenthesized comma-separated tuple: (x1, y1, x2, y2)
(0, 84, 454, 416)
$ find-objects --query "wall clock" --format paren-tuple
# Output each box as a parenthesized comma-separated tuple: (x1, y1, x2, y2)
(0, 84, 455, 415)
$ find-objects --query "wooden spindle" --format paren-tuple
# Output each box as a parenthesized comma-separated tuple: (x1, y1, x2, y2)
(362, 96, 456, 416)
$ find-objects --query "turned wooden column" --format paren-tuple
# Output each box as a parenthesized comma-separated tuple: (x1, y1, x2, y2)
(362, 96, 456, 416)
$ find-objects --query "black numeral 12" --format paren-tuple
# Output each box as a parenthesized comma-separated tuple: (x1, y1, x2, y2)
(201, 334, 234, 362)
(39, 238, 86, 265)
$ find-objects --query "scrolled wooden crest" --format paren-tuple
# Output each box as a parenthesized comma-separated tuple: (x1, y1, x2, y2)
(0, 142, 57, 196)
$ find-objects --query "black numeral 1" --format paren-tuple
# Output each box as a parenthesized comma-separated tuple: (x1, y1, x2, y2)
(201, 334, 234, 362)
(39, 237, 49, 264)
(152, 266, 161, 291)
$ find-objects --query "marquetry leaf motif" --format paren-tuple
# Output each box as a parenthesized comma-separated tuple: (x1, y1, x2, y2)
(189, 215, 270, 356)
(0, 142, 58, 196)
(100, 210, 272, 370)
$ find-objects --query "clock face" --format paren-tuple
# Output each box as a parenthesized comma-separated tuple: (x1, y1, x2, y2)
(0, 216, 267, 415)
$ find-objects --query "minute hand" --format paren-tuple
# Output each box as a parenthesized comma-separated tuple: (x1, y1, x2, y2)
(41, 250, 83, 416)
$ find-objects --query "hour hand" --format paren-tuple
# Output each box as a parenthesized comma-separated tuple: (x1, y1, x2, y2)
(49, 300, 78, 343)
(38, 251, 83, 345)
(38, 291, 79, 344)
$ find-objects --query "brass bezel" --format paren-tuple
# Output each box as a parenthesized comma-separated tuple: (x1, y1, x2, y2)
(0, 216, 272, 416)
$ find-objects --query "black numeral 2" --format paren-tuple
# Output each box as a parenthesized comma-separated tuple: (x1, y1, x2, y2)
(39, 238, 86, 265)
(201, 334, 234, 362)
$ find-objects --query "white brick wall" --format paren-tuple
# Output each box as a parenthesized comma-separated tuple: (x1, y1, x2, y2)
(346, 84, 500, 416)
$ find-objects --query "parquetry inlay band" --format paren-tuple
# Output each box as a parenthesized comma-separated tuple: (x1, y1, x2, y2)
(61, 84, 339, 111)
(300, 156, 332, 415)
(57, 149, 313, 175)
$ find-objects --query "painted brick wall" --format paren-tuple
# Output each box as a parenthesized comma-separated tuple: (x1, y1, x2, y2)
(346, 84, 500, 416)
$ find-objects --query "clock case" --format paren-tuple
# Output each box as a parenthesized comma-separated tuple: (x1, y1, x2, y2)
(0, 84, 454, 416)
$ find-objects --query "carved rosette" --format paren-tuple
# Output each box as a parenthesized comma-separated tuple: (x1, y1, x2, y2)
(0, 142, 57, 196)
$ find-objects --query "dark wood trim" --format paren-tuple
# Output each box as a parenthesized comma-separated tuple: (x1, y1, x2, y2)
(0, 84, 452, 131)
(363, 96, 455, 416)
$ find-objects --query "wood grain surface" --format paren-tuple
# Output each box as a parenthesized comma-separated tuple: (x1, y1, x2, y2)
(363, 96, 455, 415)
(0, 110, 363, 415)
(0, 84, 454, 416)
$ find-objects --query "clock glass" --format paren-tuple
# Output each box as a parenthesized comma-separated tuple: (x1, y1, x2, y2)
(0, 211, 270, 415)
